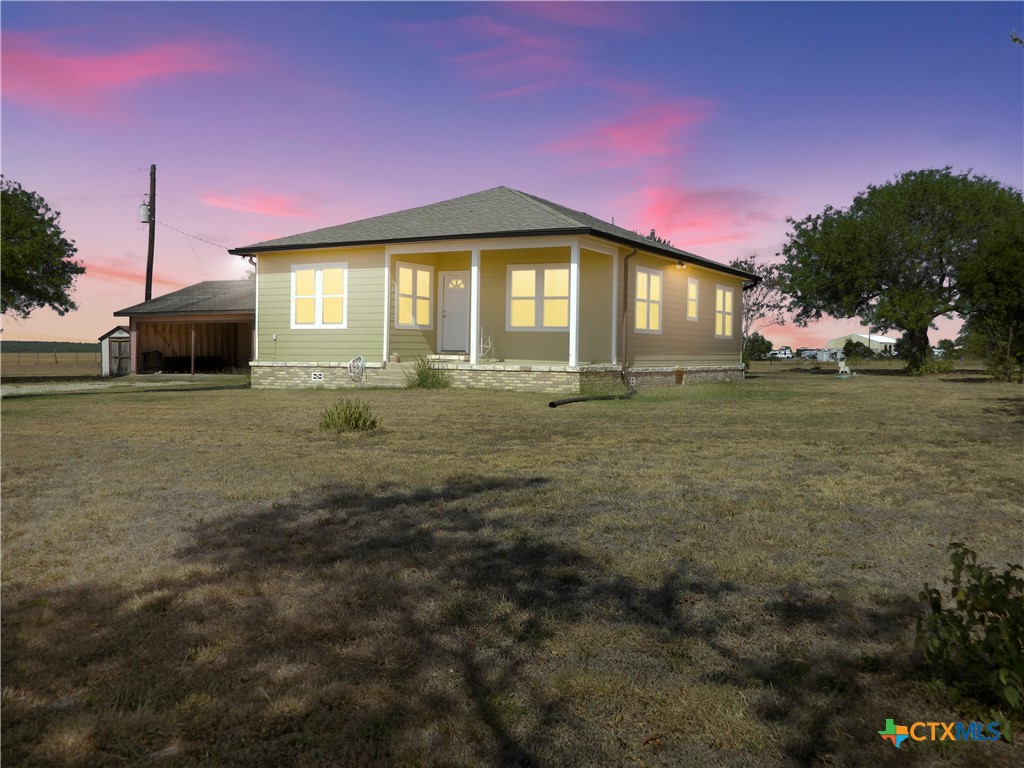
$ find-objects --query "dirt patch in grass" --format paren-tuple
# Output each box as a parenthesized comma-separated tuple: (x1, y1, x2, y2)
(2, 372, 1021, 766)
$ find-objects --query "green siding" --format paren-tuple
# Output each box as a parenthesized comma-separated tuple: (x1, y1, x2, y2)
(578, 248, 614, 364)
(257, 247, 385, 362)
(624, 257, 744, 366)
(480, 247, 569, 363)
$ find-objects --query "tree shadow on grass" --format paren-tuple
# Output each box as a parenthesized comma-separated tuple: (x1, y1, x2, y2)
(4, 474, 979, 767)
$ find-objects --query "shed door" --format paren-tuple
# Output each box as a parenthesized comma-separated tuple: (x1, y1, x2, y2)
(113, 340, 131, 376)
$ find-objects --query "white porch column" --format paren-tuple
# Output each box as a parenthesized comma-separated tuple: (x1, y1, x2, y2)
(382, 247, 391, 363)
(569, 241, 580, 367)
(610, 250, 619, 365)
(469, 248, 481, 365)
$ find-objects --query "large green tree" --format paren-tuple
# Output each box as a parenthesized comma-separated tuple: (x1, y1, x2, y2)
(955, 213, 1024, 381)
(778, 168, 1021, 372)
(2, 177, 84, 319)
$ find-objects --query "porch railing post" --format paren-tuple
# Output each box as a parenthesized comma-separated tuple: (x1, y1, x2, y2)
(569, 241, 580, 367)
(470, 248, 480, 365)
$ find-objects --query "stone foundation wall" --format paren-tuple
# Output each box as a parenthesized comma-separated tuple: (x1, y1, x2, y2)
(251, 361, 396, 389)
(251, 361, 744, 392)
(440, 364, 580, 395)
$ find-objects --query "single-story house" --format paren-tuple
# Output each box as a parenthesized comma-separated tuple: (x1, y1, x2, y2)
(114, 280, 255, 374)
(826, 333, 898, 354)
(228, 186, 758, 394)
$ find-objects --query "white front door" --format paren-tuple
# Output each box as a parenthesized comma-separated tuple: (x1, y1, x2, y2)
(439, 271, 470, 353)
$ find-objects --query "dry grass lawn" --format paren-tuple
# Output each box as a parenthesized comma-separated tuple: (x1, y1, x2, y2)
(2, 367, 1021, 766)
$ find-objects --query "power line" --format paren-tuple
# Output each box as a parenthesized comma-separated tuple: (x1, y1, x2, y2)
(155, 220, 230, 250)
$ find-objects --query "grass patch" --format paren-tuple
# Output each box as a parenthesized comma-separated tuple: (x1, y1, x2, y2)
(2, 370, 1022, 766)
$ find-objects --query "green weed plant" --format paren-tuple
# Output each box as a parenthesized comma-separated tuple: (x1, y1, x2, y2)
(917, 542, 1024, 714)
(404, 357, 452, 389)
(319, 398, 380, 433)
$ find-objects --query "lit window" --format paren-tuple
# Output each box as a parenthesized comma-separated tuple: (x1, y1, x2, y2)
(395, 263, 433, 329)
(687, 277, 699, 321)
(507, 265, 569, 331)
(291, 263, 347, 329)
(634, 266, 662, 333)
(715, 286, 734, 338)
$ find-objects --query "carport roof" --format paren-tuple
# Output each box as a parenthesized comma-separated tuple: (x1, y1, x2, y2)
(114, 280, 255, 317)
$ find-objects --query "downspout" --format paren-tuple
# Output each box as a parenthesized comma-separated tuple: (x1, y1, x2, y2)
(550, 247, 638, 408)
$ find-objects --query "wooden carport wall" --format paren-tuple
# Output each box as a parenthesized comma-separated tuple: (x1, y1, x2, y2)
(128, 313, 254, 374)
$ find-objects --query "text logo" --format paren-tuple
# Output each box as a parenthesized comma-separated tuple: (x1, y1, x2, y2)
(878, 719, 1001, 748)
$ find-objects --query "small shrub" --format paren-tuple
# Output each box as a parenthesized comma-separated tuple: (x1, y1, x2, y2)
(404, 357, 451, 389)
(912, 357, 955, 376)
(319, 398, 380, 432)
(916, 543, 1024, 714)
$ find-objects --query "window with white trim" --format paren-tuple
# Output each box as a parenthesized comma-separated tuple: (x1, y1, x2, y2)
(687, 277, 699, 321)
(395, 262, 433, 329)
(507, 265, 569, 331)
(715, 285, 734, 338)
(634, 266, 663, 333)
(291, 263, 347, 329)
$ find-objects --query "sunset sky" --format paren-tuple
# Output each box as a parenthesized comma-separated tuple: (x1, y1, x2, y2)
(2, 1, 1021, 348)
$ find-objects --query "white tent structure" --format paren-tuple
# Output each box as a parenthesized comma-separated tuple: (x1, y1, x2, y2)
(827, 333, 898, 354)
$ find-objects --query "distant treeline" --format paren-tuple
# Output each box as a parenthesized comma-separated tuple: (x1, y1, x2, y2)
(1, 340, 101, 353)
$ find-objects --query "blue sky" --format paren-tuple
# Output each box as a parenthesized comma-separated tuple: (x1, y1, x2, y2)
(2, 1, 1021, 345)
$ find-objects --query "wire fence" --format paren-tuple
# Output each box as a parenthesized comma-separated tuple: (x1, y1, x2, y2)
(2, 352, 102, 366)
(2, 352, 103, 377)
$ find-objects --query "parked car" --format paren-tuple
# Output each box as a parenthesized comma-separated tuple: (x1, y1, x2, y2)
(768, 349, 792, 359)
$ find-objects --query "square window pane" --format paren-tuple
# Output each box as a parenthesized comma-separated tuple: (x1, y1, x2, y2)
(399, 267, 413, 295)
(543, 298, 568, 328)
(295, 269, 315, 297)
(511, 269, 536, 298)
(417, 298, 431, 325)
(398, 296, 413, 325)
(544, 268, 569, 297)
(323, 268, 344, 296)
(416, 268, 431, 298)
(510, 298, 535, 327)
(649, 302, 660, 331)
(323, 297, 344, 324)
(295, 297, 315, 324)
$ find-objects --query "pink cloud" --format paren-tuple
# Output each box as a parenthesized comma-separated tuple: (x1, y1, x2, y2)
(546, 102, 713, 166)
(201, 191, 315, 219)
(81, 259, 190, 290)
(1, 31, 235, 116)
(631, 184, 775, 247)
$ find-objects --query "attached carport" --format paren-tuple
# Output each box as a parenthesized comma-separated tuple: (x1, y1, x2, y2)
(114, 280, 255, 374)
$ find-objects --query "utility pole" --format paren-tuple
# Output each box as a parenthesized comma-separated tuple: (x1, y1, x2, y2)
(145, 164, 156, 301)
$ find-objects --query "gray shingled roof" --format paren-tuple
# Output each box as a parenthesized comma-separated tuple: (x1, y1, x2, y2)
(114, 280, 255, 317)
(229, 187, 755, 280)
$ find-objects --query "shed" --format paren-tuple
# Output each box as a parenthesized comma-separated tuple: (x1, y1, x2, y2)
(99, 326, 131, 377)
(114, 280, 255, 374)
